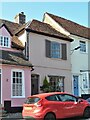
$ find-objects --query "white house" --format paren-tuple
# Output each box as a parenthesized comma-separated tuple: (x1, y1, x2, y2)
(43, 12, 90, 97)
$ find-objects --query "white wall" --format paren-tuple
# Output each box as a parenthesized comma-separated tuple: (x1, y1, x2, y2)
(18, 31, 27, 46)
(70, 34, 88, 96)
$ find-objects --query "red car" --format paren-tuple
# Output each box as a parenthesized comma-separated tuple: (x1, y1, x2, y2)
(22, 92, 90, 120)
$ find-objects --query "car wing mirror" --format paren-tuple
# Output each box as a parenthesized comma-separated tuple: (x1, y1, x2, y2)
(78, 99, 83, 103)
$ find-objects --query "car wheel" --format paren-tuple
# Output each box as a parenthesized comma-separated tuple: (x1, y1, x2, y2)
(44, 113, 56, 120)
(83, 107, 90, 118)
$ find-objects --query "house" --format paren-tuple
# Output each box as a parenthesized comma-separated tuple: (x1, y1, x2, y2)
(14, 12, 73, 95)
(43, 12, 90, 97)
(0, 18, 33, 112)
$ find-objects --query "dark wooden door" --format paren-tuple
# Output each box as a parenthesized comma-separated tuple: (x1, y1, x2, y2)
(31, 74, 39, 95)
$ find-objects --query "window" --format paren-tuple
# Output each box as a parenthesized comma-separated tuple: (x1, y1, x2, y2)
(51, 42, 60, 58)
(45, 40, 67, 60)
(46, 95, 59, 101)
(12, 70, 25, 97)
(0, 36, 10, 48)
(58, 94, 77, 102)
(88, 73, 90, 88)
(82, 73, 88, 89)
(25, 97, 40, 104)
(49, 76, 64, 92)
(80, 41, 86, 53)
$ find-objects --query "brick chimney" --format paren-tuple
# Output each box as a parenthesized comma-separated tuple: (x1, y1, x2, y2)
(14, 12, 26, 25)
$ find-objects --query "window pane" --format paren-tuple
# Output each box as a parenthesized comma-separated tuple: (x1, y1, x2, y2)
(0, 36, 9, 47)
(80, 41, 86, 52)
(13, 72, 15, 77)
(83, 73, 88, 88)
(89, 73, 90, 88)
(51, 42, 60, 58)
(0, 36, 3, 46)
(12, 71, 23, 96)
(49, 76, 64, 92)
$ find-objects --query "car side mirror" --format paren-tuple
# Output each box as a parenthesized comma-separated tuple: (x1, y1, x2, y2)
(78, 99, 83, 103)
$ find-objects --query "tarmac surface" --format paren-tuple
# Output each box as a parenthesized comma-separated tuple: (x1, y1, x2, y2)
(0, 113, 90, 120)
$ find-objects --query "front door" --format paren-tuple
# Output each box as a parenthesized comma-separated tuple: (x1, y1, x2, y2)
(73, 75, 79, 96)
(31, 74, 39, 95)
(0, 69, 1, 104)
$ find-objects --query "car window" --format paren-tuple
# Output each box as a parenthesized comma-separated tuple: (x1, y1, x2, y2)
(58, 94, 77, 102)
(25, 97, 40, 104)
(45, 95, 59, 101)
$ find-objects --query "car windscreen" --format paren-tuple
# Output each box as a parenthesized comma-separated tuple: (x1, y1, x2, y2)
(25, 97, 40, 104)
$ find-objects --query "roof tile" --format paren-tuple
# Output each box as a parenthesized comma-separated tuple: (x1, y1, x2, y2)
(46, 12, 90, 39)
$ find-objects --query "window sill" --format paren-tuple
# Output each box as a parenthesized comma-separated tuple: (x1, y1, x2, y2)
(80, 51, 88, 54)
(47, 57, 67, 61)
(11, 96, 25, 99)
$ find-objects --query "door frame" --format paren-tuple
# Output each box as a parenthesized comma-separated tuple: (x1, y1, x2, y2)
(31, 74, 39, 95)
(73, 75, 79, 96)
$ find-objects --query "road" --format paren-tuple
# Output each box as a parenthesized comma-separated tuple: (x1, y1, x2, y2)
(1, 112, 90, 120)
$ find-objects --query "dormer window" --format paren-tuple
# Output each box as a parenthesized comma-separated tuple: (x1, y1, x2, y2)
(0, 36, 10, 48)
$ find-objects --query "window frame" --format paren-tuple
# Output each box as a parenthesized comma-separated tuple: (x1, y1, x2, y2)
(58, 94, 77, 102)
(49, 76, 64, 92)
(11, 69, 25, 98)
(0, 35, 10, 48)
(82, 72, 89, 89)
(45, 40, 67, 60)
(51, 41, 61, 59)
(88, 73, 90, 89)
(80, 41, 86, 53)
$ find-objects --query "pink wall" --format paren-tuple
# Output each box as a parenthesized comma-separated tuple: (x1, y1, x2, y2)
(1, 64, 31, 107)
(0, 26, 31, 107)
(0, 26, 11, 48)
(0, 26, 21, 53)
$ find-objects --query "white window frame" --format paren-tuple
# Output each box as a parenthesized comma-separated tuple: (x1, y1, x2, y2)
(82, 72, 89, 89)
(80, 41, 86, 53)
(11, 69, 25, 98)
(0, 35, 10, 48)
(88, 73, 90, 88)
(51, 41, 61, 59)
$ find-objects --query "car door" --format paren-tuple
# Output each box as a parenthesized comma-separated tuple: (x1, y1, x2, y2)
(58, 94, 79, 118)
(45, 94, 66, 119)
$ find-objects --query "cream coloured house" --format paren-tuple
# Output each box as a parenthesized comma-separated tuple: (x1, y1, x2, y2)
(14, 12, 73, 95)
(43, 12, 90, 97)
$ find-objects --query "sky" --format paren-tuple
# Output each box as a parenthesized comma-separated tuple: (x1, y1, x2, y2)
(0, 2, 89, 27)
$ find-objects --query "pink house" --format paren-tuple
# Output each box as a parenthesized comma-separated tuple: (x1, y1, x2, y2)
(0, 21, 33, 112)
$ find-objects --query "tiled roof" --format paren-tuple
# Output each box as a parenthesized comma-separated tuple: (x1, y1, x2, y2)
(0, 50, 33, 67)
(0, 19, 24, 49)
(0, 19, 21, 35)
(12, 36, 24, 50)
(46, 12, 90, 39)
(26, 19, 73, 42)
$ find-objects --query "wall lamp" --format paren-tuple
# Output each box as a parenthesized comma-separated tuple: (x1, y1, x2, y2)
(70, 46, 81, 55)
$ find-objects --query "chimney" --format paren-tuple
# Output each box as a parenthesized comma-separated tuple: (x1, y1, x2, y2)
(14, 12, 26, 25)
